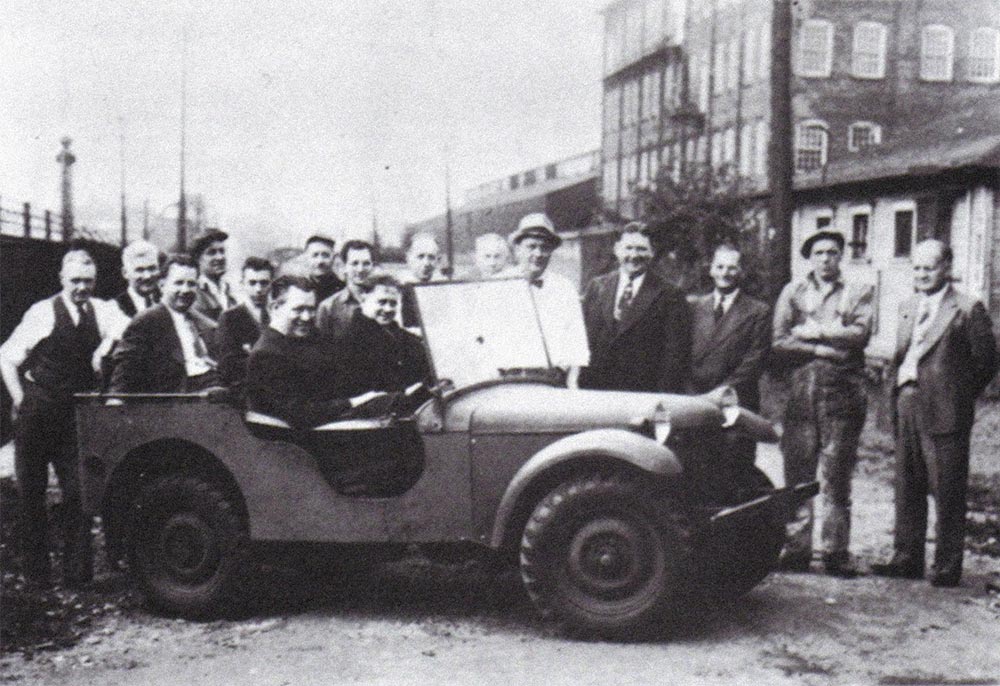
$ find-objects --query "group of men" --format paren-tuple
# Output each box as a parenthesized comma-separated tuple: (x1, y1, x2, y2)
(2, 211, 996, 592)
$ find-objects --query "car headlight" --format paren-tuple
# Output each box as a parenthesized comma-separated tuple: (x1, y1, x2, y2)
(652, 402, 672, 444)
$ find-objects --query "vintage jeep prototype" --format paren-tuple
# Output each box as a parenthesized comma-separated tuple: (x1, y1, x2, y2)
(76, 279, 816, 637)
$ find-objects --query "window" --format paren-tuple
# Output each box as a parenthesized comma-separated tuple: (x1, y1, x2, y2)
(544, 164, 557, 181)
(797, 20, 833, 77)
(852, 22, 887, 79)
(758, 21, 771, 82)
(921, 25, 954, 81)
(523, 170, 536, 186)
(754, 120, 768, 178)
(643, 71, 661, 120)
(509, 175, 519, 191)
(850, 212, 870, 259)
(603, 87, 621, 135)
(698, 51, 711, 111)
(727, 38, 740, 90)
(723, 127, 737, 164)
(848, 122, 883, 151)
(711, 131, 723, 167)
(603, 159, 620, 203)
(894, 208, 915, 257)
(816, 216, 832, 230)
(968, 27, 1000, 82)
(623, 80, 639, 126)
(795, 121, 828, 172)
(743, 28, 758, 83)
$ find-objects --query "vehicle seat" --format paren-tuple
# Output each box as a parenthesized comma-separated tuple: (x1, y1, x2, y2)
(244, 411, 424, 497)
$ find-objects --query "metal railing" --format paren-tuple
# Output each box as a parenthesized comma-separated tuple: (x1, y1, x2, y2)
(0, 196, 119, 246)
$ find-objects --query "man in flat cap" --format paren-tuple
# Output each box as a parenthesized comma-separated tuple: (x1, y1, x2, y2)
(190, 229, 236, 321)
(772, 229, 874, 577)
(508, 213, 589, 386)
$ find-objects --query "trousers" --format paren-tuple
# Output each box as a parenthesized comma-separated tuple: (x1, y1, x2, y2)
(781, 363, 867, 558)
(14, 382, 93, 583)
(893, 384, 971, 580)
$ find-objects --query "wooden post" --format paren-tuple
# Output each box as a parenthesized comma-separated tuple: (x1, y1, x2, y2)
(45, 210, 52, 240)
(767, 0, 794, 301)
(23, 202, 31, 237)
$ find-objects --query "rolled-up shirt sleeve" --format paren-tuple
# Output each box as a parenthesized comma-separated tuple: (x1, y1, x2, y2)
(94, 298, 131, 341)
(0, 300, 56, 369)
(772, 282, 815, 358)
(819, 284, 874, 351)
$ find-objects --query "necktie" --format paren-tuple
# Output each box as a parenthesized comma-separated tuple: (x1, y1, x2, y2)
(75, 302, 90, 328)
(713, 297, 725, 323)
(186, 315, 216, 367)
(915, 299, 932, 347)
(616, 278, 635, 321)
(143, 293, 154, 308)
(260, 306, 270, 328)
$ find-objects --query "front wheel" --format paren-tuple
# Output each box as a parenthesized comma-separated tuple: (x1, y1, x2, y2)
(129, 474, 248, 617)
(520, 473, 691, 637)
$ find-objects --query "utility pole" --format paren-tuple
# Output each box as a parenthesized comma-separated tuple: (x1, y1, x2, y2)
(119, 117, 128, 246)
(443, 153, 454, 279)
(142, 198, 150, 240)
(56, 137, 76, 241)
(767, 0, 794, 300)
(177, 24, 189, 252)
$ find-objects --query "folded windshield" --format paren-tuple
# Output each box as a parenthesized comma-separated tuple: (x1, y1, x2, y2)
(412, 279, 552, 388)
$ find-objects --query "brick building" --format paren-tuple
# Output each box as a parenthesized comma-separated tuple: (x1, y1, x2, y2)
(601, 0, 1000, 216)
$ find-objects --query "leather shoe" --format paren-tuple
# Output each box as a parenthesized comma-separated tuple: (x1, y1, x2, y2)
(929, 572, 960, 588)
(777, 552, 811, 573)
(871, 560, 924, 580)
(822, 553, 860, 579)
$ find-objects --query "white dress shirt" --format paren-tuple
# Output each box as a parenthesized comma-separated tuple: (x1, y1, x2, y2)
(166, 307, 215, 377)
(897, 286, 949, 386)
(529, 271, 591, 368)
(127, 287, 154, 314)
(613, 271, 646, 318)
(0, 293, 130, 370)
(713, 288, 740, 315)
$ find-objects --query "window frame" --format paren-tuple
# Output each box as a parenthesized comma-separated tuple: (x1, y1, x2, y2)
(852, 21, 887, 79)
(968, 27, 1000, 83)
(920, 24, 955, 82)
(795, 120, 829, 172)
(892, 202, 917, 259)
(797, 19, 834, 78)
(848, 208, 872, 261)
(847, 121, 883, 152)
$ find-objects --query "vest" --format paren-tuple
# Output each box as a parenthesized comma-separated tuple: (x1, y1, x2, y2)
(27, 296, 101, 395)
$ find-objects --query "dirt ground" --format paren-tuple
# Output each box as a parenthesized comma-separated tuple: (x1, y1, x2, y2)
(1, 404, 999, 685)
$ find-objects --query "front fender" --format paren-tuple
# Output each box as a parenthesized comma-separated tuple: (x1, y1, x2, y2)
(489, 428, 682, 549)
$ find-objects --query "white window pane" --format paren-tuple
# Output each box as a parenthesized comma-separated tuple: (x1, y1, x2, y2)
(755, 120, 769, 178)
(739, 124, 754, 176)
(714, 42, 727, 94)
(921, 25, 954, 81)
(798, 20, 833, 77)
(796, 122, 828, 171)
(852, 22, 886, 79)
(759, 21, 771, 82)
(744, 29, 758, 83)
(969, 27, 1000, 81)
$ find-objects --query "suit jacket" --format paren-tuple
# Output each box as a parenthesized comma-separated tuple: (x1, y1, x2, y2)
(244, 328, 351, 429)
(579, 270, 691, 393)
(114, 289, 159, 318)
(688, 291, 771, 410)
(193, 278, 236, 322)
(217, 303, 265, 387)
(109, 304, 219, 393)
(316, 287, 361, 339)
(336, 311, 430, 396)
(891, 285, 997, 434)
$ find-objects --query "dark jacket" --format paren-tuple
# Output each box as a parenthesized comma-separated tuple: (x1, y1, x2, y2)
(109, 304, 218, 393)
(891, 286, 998, 434)
(244, 327, 352, 429)
(314, 272, 346, 304)
(114, 289, 159, 318)
(579, 270, 691, 393)
(337, 311, 430, 396)
(688, 291, 771, 410)
(217, 303, 265, 388)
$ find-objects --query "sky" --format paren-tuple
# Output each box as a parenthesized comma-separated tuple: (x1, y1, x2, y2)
(1, 0, 607, 254)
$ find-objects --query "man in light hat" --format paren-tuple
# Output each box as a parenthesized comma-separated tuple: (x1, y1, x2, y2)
(772, 229, 874, 577)
(190, 229, 236, 321)
(508, 212, 589, 386)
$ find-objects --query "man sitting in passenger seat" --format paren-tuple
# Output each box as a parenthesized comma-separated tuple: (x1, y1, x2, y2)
(244, 275, 386, 429)
(336, 273, 432, 413)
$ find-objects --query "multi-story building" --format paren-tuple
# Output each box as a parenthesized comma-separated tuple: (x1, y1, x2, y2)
(601, 0, 1000, 215)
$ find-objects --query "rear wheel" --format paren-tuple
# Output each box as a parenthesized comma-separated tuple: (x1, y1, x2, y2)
(520, 473, 691, 637)
(129, 474, 248, 617)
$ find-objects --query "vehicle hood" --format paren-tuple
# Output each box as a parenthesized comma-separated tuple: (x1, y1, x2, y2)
(433, 382, 725, 434)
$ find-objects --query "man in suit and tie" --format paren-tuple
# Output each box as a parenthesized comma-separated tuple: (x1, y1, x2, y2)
(217, 257, 274, 388)
(872, 240, 997, 587)
(399, 233, 441, 330)
(579, 221, 691, 393)
(191, 229, 236, 321)
(110, 255, 220, 393)
(114, 240, 161, 317)
(1, 248, 129, 586)
(688, 244, 771, 411)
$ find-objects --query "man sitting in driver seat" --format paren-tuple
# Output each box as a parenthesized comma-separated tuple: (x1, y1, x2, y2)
(244, 275, 386, 429)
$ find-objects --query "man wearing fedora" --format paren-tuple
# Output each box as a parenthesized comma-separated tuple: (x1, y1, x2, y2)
(191, 229, 237, 322)
(507, 213, 590, 386)
(772, 229, 874, 577)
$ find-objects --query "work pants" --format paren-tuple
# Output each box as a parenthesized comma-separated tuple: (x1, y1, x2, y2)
(781, 364, 867, 558)
(14, 382, 93, 583)
(893, 384, 971, 581)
